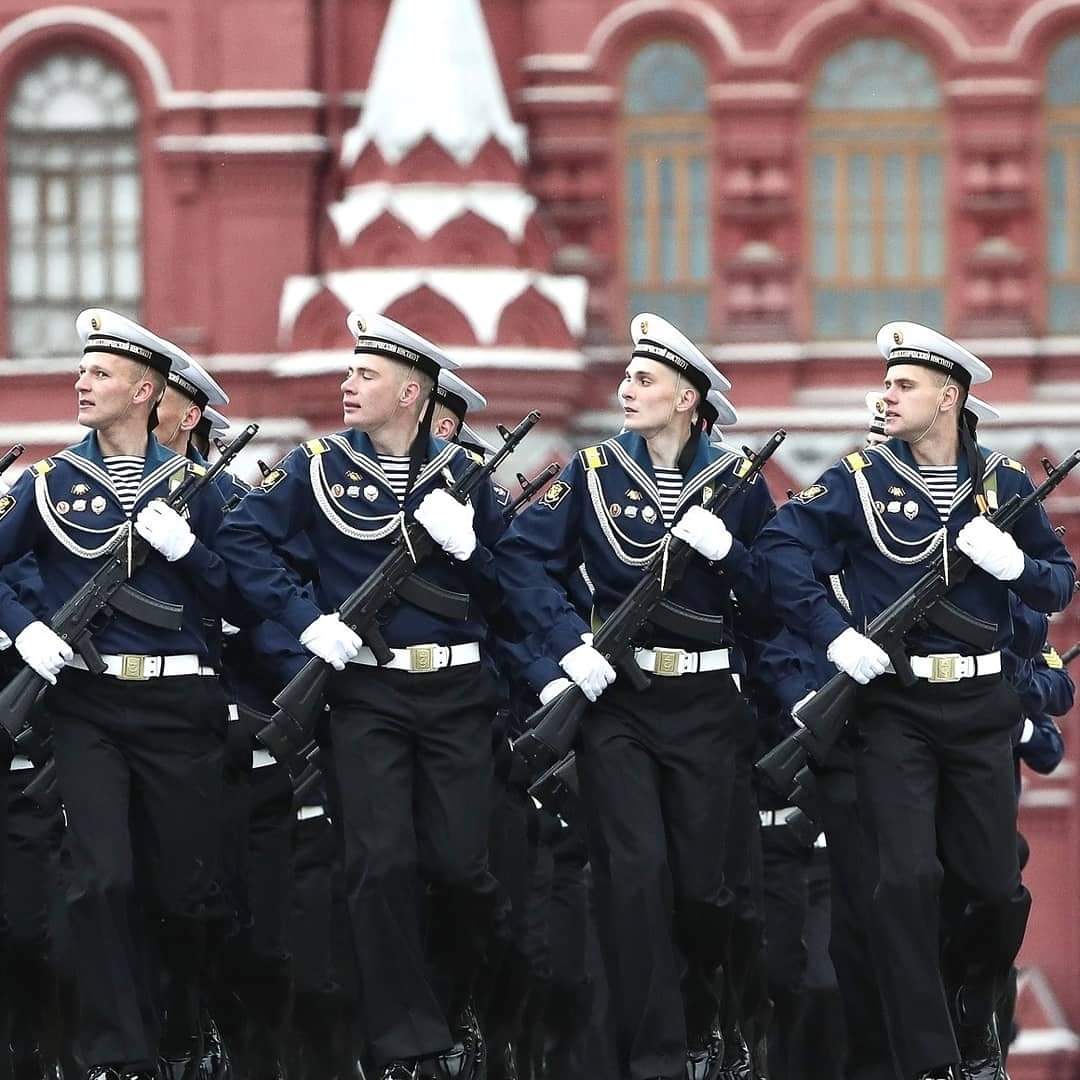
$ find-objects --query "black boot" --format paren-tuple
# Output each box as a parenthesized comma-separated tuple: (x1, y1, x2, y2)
(379, 1064, 419, 1080)
(431, 1001, 486, 1080)
(199, 1014, 233, 1079)
(915, 1069, 959, 1080)
(686, 1026, 724, 1080)
(957, 1019, 1005, 1080)
(718, 1026, 751, 1080)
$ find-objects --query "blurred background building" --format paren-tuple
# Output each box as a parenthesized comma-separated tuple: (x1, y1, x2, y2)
(0, 1, 1078, 1073)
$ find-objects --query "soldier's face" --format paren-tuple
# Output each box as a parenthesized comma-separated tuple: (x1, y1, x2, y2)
(881, 364, 949, 440)
(153, 387, 201, 452)
(341, 354, 402, 430)
(619, 359, 683, 434)
(75, 351, 148, 430)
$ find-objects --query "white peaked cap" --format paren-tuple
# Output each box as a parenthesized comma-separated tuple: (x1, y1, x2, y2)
(76, 308, 191, 377)
(630, 312, 731, 394)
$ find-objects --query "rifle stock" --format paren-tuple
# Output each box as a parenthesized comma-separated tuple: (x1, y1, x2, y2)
(756, 447, 1080, 797)
(511, 430, 787, 784)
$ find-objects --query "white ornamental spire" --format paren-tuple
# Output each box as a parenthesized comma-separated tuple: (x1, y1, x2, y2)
(342, 0, 527, 169)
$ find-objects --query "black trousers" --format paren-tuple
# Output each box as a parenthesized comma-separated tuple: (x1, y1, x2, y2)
(854, 674, 1029, 1079)
(45, 667, 227, 1071)
(327, 662, 499, 1067)
(578, 669, 749, 1080)
(815, 747, 893, 1080)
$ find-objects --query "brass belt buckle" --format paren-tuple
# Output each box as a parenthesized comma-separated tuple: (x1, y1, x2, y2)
(119, 654, 149, 681)
(652, 647, 684, 677)
(409, 645, 435, 673)
(929, 654, 962, 683)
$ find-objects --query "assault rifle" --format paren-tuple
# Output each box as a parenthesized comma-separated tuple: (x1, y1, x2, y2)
(0, 425, 259, 741)
(0, 444, 25, 478)
(257, 411, 542, 762)
(757, 448, 1080, 797)
(512, 430, 787, 787)
(508, 463, 559, 516)
(1061, 642, 1080, 667)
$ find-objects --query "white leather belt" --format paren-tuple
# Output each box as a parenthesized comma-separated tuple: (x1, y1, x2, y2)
(349, 642, 480, 674)
(296, 805, 325, 821)
(759, 807, 800, 827)
(67, 653, 215, 680)
(634, 646, 730, 677)
(888, 651, 1001, 683)
(9, 756, 34, 771)
(251, 749, 277, 769)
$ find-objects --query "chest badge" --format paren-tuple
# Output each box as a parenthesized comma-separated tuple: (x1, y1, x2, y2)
(903, 500, 918, 520)
(886, 501, 901, 513)
(625, 489, 642, 502)
(625, 505, 638, 519)
(346, 485, 360, 498)
(609, 502, 621, 518)
(71, 482, 90, 497)
(888, 485, 905, 497)
(56, 500, 71, 514)
(363, 484, 378, 501)
(346, 471, 364, 482)
(73, 499, 87, 512)
(331, 483, 345, 498)
(642, 506, 657, 524)
(91, 496, 106, 514)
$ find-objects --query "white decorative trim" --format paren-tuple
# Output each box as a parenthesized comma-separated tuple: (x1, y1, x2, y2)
(709, 82, 802, 101)
(585, 0, 743, 63)
(0, 5, 174, 102)
(518, 85, 616, 105)
(521, 53, 593, 73)
(1009, 0, 1080, 59)
(164, 90, 326, 110)
(157, 134, 329, 154)
(945, 78, 1040, 97)
(281, 267, 588, 346)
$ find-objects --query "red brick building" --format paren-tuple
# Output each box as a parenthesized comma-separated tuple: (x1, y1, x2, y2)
(0, 2, 1078, 1072)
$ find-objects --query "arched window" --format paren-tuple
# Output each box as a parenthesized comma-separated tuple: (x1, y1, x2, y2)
(623, 42, 710, 338)
(1046, 35, 1080, 332)
(809, 38, 944, 339)
(7, 52, 141, 357)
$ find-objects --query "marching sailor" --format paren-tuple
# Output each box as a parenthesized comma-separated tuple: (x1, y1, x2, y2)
(496, 313, 777, 1080)
(0, 310, 232, 1080)
(215, 313, 512, 1080)
(757, 323, 1075, 1080)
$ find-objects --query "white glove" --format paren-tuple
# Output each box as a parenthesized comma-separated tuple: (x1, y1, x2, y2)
(791, 690, 816, 729)
(299, 613, 363, 671)
(955, 516, 1025, 582)
(414, 489, 477, 562)
(0, 628, 11, 651)
(538, 677, 574, 706)
(671, 505, 733, 563)
(221, 619, 241, 637)
(15, 622, 73, 685)
(826, 627, 890, 685)
(1019, 717, 1034, 744)
(134, 500, 196, 562)
(559, 638, 616, 702)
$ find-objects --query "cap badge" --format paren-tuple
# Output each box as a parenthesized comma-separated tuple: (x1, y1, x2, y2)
(355, 317, 366, 334)
(91, 316, 101, 331)
(893, 330, 903, 345)
(639, 318, 649, 335)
